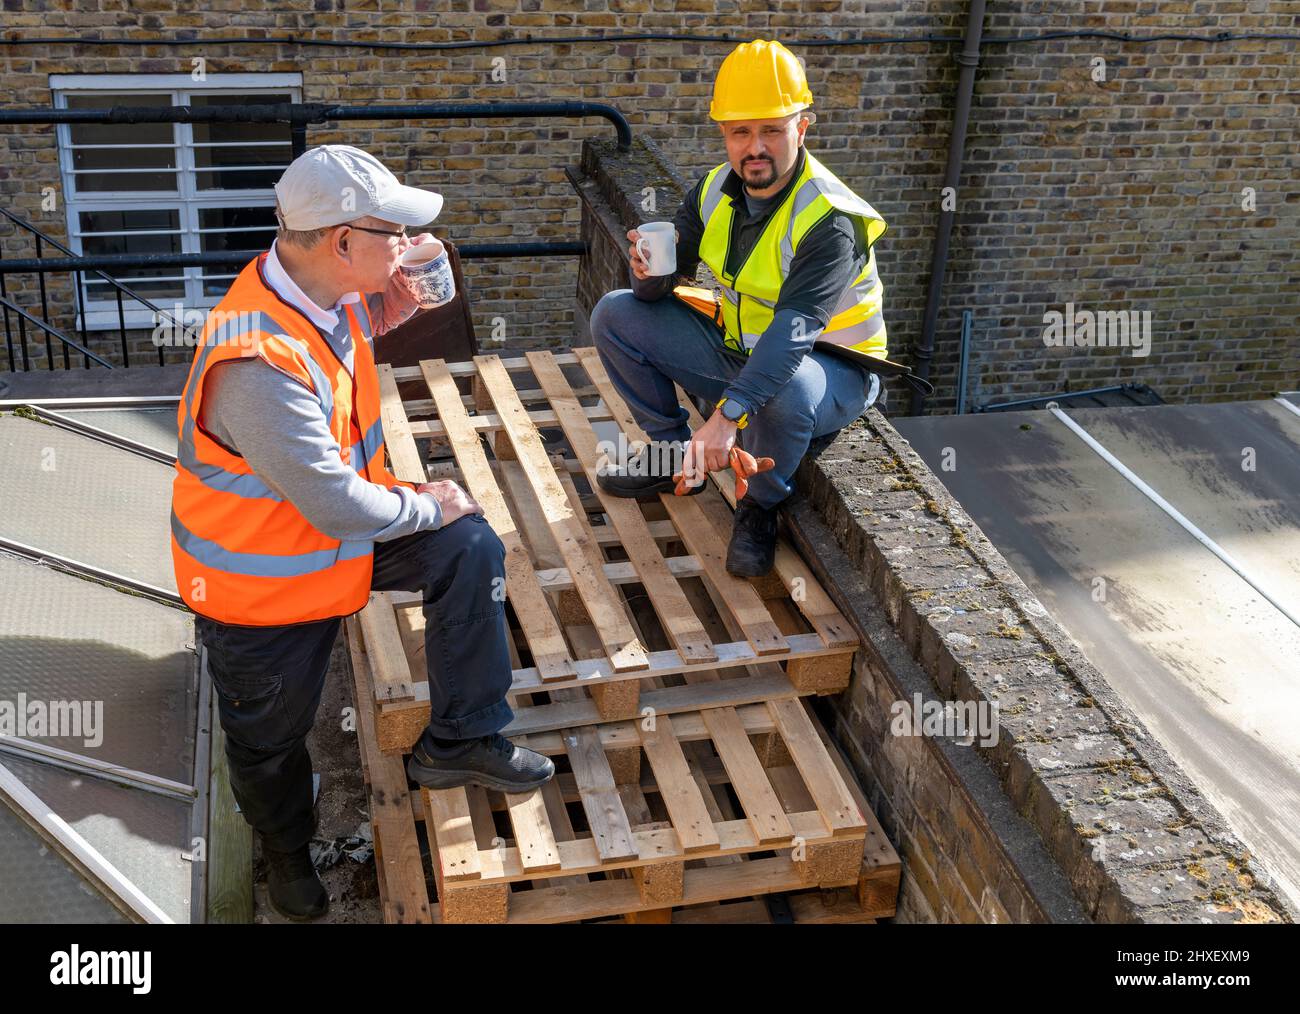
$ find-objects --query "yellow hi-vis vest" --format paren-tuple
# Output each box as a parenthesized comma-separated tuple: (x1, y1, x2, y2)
(696, 151, 888, 357)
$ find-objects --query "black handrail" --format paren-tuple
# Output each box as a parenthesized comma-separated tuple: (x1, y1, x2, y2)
(0, 207, 188, 369)
(0, 295, 113, 369)
(0, 100, 633, 154)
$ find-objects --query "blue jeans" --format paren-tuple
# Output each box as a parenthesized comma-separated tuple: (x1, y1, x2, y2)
(590, 289, 879, 507)
(197, 514, 514, 852)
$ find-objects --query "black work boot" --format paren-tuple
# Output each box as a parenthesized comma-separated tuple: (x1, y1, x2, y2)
(264, 843, 329, 922)
(596, 439, 707, 500)
(726, 498, 781, 578)
(407, 733, 555, 793)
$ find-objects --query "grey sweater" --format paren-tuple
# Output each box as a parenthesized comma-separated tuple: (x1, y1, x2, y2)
(197, 257, 441, 542)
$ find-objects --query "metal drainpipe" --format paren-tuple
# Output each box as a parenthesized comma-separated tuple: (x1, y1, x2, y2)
(909, 0, 988, 416)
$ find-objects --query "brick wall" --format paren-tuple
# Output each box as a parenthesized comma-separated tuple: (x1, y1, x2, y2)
(2, 3, 1296, 406)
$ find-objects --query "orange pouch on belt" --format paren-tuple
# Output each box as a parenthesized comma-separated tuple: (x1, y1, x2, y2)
(672, 284, 724, 327)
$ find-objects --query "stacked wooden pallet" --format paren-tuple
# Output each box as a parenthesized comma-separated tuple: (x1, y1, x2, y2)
(345, 350, 900, 924)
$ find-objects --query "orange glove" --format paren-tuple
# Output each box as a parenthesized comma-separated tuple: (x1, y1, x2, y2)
(673, 446, 774, 498)
(728, 447, 775, 499)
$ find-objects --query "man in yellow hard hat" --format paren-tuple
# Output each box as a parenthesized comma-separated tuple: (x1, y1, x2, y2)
(591, 39, 889, 577)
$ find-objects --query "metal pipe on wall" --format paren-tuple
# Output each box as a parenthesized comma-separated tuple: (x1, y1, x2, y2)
(909, 0, 988, 416)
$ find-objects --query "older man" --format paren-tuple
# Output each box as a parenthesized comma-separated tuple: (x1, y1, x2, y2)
(592, 39, 889, 577)
(171, 145, 553, 921)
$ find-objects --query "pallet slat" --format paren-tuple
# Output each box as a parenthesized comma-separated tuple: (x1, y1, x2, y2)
(505, 789, 562, 874)
(357, 594, 416, 703)
(698, 706, 794, 845)
(343, 617, 431, 923)
(767, 697, 866, 836)
(638, 714, 720, 854)
(425, 786, 482, 885)
(564, 725, 639, 862)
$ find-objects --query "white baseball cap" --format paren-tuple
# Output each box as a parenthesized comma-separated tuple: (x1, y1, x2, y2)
(274, 145, 444, 231)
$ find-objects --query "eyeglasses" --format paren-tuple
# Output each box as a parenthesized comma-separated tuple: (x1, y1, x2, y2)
(347, 223, 408, 239)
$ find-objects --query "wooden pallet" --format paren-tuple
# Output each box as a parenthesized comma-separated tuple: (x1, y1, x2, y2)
(345, 351, 898, 923)
(428, 700, 874, 923)
(349, 608, 898, 924)
(359, 350, 861, 753)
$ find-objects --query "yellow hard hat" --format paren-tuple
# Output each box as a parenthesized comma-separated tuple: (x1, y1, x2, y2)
(709, 39, 814, 122)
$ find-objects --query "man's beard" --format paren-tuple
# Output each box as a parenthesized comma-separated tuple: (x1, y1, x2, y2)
(741, 157, 779, 191)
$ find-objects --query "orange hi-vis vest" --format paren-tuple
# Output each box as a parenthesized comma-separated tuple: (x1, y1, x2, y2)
(171, 253, 410, 626)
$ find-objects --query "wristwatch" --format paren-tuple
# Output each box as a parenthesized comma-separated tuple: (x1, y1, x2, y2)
(716, 396, 749, 429)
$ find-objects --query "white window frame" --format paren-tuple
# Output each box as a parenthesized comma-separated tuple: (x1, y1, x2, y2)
(51, 73, 303, 331)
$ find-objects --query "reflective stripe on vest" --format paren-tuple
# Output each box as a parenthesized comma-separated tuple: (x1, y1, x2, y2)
(170, 254, 397, 626)
(697, 152, 888, 358)
(171, 512, 372, 578)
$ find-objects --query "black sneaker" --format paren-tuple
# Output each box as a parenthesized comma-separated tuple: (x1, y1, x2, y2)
(596, 439, 707, 500)
(726, 498, 780, 578)
(264, 843, 329, 921)
(406, 733, 555, 794)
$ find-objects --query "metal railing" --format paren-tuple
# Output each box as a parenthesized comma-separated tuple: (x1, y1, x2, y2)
(975, 383, 1163, 412)
(1, 207, 176, 369)
(0, 100, 629, 371)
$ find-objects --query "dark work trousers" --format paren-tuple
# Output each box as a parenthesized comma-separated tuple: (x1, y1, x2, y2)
(196, 513, 515, 853)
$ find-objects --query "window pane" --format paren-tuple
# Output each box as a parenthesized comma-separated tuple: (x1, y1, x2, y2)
(78, 208, 185, 302)
(66, 93, 174, 147)
(189, 93, 295, 189)
(73, 145, 175, 174)
(73, 170, 180, 193)
(199, 206, 277, 295)
(65, 94, 179, 193)
(193, 142, 292, 170)
(195, 167, 283, 191)
(84, 273, 186, 302)
(189, 93, 295, 146)
(78, 208, 179, 237)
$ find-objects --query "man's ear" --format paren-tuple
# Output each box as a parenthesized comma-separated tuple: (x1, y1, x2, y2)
(332, 225, 352, 263)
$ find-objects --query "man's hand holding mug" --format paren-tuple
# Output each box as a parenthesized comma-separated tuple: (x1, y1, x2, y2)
(627, 223, 678, 280)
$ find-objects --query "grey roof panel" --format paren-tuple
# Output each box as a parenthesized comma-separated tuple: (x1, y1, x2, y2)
(1, 754, 192, 924)
(0, 797, 129, 924)
(0, 413, 176, 593)
(1067, 400, 1300, 603)
(894, 400, 1300, 911)
(53, 406, 180, 457)
(0, 553, 197, 785)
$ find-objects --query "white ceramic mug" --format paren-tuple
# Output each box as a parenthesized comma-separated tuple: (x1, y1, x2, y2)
(635, 221, 677, 276)
(400, 239, 456, 309)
